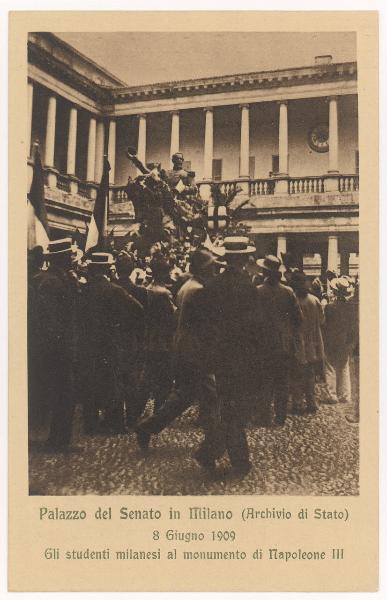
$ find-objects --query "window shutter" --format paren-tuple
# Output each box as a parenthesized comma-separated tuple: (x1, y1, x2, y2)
(272, 155, 279, 174)
(212, 159, 222, 181)
(249, 156, 255, 178)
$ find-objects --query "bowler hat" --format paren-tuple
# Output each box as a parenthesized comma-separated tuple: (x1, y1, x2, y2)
(190, 248, 217, 274)
(290, 271, 308, 290)
(213, 236, 255, 256)
(256, 254, 282, 273)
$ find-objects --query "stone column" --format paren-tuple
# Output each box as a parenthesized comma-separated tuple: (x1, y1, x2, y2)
(137, 114, 147, 173)
(203, 107, 214, 180)
(66, 106, 77, 176)
(239, 104, 250, 178)
(278, 101, 288, 175)
(27, 81, 34, 157)
(44, 94, 57, 167)
(327, 234, 339, 273)
(328, 96, 339, 173)
(95, 120, 105, 182)
(325, 96, 340, 192)
(108, 119, 116, 185)
(170, 110, 180, 159)
(86, 116, 97, 182)
(275, 100, 289, 194)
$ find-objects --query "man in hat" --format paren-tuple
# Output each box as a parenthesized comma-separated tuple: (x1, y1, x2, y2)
(30, 238, 81, 451)
(82, 253, 145, 433)
(322, 276, 355, 405)
(197, 237, 261, 477)
(135, 248, 219, 459)
(289, 271, 325, 414)
(140, 257, 176, 415)
(116, 250, 148, 309)
(255, 255, 303, 426)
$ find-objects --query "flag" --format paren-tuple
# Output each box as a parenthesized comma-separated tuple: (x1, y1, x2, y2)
(85, 156, 110, 252)
(27, 144, 50, 252)
(207, 205, 228, 231)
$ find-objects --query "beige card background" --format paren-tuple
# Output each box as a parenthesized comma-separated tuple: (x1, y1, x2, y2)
(8, 11, 378, 592)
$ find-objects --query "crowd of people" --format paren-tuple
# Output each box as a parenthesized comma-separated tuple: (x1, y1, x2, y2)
(28, 233, 359, 480)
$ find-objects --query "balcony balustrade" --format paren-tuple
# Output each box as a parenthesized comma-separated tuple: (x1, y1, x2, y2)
(339, 174, 359, 192)
(249, 179, 276, 196)
(56, 172, 71, 193)
(111, 185, 129, 203)
(288, 176, 325, 194)
(77, 180, 90, 199)
(28, 162, 359, 220)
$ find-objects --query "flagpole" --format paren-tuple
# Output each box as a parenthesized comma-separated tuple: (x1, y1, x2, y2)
(104, 153, 109, 241)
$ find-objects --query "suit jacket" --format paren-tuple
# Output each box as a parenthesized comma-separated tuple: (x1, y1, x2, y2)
(81, 275, 144, 369)
(145, 283, 176, 354)
(31, 266, 81, 362)
(200, 267, 262, 380)
(295, 292, 325, 364)
(323, 298, 356, 367)
(174, 277, 208, 370)
(255, 279, 303, 360)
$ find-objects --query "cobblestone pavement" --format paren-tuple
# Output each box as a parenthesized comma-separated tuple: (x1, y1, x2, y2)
(29, 401, 359, 496)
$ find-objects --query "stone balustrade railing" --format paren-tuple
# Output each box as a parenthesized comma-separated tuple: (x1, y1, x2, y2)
(249, 179, 276, 195)
(288, 176, 325, 194)
(339, 174, 359, 192)
(28, 161, 360, 206)
(110, 185, 129, 203)
(56, 172, 71, 193)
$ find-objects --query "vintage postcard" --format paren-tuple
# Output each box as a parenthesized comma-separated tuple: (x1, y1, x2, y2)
(9, 10, 378, 592)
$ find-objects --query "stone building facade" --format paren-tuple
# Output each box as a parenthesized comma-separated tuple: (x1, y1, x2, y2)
(27, 32, 359, 274)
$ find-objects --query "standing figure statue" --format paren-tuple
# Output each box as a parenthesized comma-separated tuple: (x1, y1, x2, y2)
(125, 148, 200, 249)
(125, 148, 176, 250)
(165, 152, 198, 204)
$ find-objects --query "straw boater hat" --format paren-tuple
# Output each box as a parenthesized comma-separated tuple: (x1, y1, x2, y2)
(87, 252, 115, 266)
(46, 238, 73, 256)
(212, 236, 256, 257)
(256, 254, 282, 273)
(330, 276, 353, 296)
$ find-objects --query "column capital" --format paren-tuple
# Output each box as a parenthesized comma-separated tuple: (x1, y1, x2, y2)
(203, 106, 214, 113)
(324, 95, 339, 104)
(137, 112, 147, 120)
(239, 103, 250, 110)
(277, 99, 288, 106)
(170, 109, 180, 116)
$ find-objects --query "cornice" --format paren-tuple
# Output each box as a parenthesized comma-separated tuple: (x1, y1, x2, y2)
(111, 62, 357, 105)
(28, 34, 358, 109)
(28, 42, 112, 105)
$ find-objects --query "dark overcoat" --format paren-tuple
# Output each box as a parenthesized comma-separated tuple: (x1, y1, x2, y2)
(255, 279, 303, 360)
(200, 266, 262, 383)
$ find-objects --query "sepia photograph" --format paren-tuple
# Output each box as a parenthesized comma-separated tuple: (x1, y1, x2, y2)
(27, 30, 360, 497)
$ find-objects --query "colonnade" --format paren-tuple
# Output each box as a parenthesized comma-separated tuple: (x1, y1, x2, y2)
(27, 80, 340, 188)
